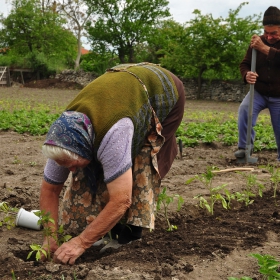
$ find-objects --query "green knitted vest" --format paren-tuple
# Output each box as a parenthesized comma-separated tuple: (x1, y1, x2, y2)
(66, 63, 179, 158)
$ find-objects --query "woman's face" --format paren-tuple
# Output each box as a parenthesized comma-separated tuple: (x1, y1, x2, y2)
(56, 157, 90, 172)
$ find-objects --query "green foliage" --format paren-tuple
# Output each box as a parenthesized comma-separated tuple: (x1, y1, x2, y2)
(0, 0, 77, 76)
(235, 173, 265, 206)
(28, 210, 72, 261)
(251, 253, 280, 279)
(229, 254, 280, 280)
(150, 2, 262, 88)
(266, 165, 280, 200)
(147, 19, 187, 71)
(156, 187, 184, 231)
(79, 51, 119, 75)
(176, 112, 275, 152)
(85, 0, 170, 63)
(190, 166, 229, 215)
(0, 110, 60, 135)
(0, 202, 18, 229)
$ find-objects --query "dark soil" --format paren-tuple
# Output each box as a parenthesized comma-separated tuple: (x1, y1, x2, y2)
(24, 78, 83, 90)
(0, 81, 280, 280)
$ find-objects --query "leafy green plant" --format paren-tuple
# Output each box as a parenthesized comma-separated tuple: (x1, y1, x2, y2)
(0, 202, 19, 229)
(228, 253, 280, 280)
(176, 110, 275, 152)
(224, 189, 236, 209)
(156, 187, 184, 231)
(12, 156, 21, 164)
(188, 166, 229, 215)
(251, 253, 280, 279)
(27, 210, 72, 261)
(0, 109, 60, 135)
(266, 165, 280, 200)
(11, 269, 16, 280)
(235, 173, 265, 206)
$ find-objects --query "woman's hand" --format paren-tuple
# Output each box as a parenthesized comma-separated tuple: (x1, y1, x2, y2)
(53, 236, 86, 265)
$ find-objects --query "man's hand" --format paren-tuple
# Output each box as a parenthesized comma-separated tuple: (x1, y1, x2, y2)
(250, 34, 270, 55)
(53, 236, 86, 265)
(246, 71, 258, 84)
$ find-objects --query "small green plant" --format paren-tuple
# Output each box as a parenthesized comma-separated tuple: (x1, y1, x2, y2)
(235, 173, 265, 206)
(188, 166, 229, 215)
(12, 156, 21, 164)
(224, 189, 236, 209)
(266, 165, 280, 200)
(0, 202, 19, 229)
(11, 269, 16, 280)
(251, 253, 280, 279)
(156, 187, 184, 231)
(228, 253, 280, 280)
(27, 210, 72, 261)
(29, 161, 37, 166)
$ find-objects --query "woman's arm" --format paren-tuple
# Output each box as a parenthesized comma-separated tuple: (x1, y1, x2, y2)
(40, 179, 64, 256)
(53, 168, 133, 265)
(40, 179, 64, 230)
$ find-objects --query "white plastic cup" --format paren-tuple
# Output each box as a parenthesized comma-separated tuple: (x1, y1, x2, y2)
(15, 208, 42, 230)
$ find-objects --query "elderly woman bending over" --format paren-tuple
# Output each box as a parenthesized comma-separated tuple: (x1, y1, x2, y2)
(40, 62, 185, 265)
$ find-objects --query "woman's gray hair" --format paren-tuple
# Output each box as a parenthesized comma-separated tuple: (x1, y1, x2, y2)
(42, 144, 81, 161)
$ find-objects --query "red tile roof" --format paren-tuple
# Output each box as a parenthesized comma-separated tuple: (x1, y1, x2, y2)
(81, 47, 90, 55)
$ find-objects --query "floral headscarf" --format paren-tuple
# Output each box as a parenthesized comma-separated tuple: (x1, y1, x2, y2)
(44, 111, 101, 193)
(44, 111, 94, 161)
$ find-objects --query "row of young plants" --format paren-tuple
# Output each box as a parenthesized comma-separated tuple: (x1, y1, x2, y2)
(1, 96, 278, 277)
(0, 99, 276, 152)
(186, 165, 280, 279)
(0, 99, 63, 135)
(1, 165, 280, 278)
(0, 202, 71, 261)
(176, 113, 276, 151)
(156, 163, 280, 279)
(187, 165, 280, 215)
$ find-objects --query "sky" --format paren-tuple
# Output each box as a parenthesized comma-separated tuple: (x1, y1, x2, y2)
(167, 0, 280, 24)
(0, 0, 280, 48)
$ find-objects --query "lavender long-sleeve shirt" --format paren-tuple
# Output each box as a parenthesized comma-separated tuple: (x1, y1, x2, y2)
(44, 118, 134, 185)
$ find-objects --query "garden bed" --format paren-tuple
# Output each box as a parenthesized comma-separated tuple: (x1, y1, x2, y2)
(0, 85, 280, 279)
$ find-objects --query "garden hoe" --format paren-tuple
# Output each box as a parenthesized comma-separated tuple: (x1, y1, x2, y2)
(237, 48, 258, 164)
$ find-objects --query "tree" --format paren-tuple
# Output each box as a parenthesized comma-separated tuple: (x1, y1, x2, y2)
(147, 19, 187, 73)
(0, 0, 77, 77)
(85, 0, 170, 63)
(57, 0, 97, 69)
(152, 2, 262, 98)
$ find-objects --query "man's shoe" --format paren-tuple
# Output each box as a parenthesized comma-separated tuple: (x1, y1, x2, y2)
(234, 149, 245, 158)
(234, 148, 254, 158)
